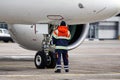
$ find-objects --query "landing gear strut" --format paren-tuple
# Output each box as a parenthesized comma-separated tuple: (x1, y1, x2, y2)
(34, 34, 56, 69)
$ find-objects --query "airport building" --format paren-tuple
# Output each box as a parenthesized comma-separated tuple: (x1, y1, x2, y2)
(87, 16, 120, 40)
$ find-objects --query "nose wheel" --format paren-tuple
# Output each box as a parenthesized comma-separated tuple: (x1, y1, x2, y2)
(34, 51, 56, 69)
(46, 51, 56, 68)
(34, 30, 56, 69)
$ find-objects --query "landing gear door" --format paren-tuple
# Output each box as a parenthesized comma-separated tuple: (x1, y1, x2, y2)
(35, 24, 49, 34)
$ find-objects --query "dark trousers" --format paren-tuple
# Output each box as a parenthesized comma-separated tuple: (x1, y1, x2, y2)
(55, 49, 69, 70)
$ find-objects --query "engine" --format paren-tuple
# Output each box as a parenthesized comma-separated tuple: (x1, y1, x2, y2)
(68, 24, 89, 50)
(8, 24, 89, 51)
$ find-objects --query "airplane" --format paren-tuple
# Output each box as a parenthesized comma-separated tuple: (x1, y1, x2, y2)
(0, 0, 120, 69)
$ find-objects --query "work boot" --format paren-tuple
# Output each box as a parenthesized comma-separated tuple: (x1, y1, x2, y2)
(54, 69, 61, 73)
(65, 69, 69, 72)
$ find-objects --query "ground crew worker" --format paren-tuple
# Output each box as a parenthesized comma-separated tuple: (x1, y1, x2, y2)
(52, 21, 71, 73)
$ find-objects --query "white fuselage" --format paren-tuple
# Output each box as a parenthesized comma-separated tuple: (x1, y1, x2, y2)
(0, 0, 120, 24)
(0, 0, 120, 51)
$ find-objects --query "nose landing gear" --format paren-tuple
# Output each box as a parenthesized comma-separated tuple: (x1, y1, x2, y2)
(34, 51, 56, 69)
(34, 34, 56, 69)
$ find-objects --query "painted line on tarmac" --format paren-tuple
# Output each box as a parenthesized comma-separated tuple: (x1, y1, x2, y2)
(70, 53, 120, 56)
(0, 53, 120, 61)
(0, 73, 120, 80)
(0, 55, 34, 61)
(0, 73, 120, 77)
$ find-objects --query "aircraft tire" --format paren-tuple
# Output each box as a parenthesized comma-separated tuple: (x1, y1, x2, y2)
(3, 40, 9, 43)
(34, 51, 47, 69)
(46, 52, 56, 68)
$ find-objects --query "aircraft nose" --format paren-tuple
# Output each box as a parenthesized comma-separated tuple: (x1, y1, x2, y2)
(109, 0, 120, 15)
(113, 0, 120, 12)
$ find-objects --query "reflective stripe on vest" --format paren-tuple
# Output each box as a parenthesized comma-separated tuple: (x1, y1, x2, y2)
(55, 46, 67, 50)
(52, 31, 58, 38)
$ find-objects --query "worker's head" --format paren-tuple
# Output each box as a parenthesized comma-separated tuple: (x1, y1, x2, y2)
(60, 21, 66, 26)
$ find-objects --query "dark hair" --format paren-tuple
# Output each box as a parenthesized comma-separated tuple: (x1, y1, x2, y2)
(60, 21, 66, 26)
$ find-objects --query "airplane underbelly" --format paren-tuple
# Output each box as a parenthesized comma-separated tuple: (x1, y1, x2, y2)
(0, 0, 119, 24)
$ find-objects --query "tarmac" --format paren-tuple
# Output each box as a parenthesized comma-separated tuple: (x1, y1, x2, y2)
(0, 40, 120, 80)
